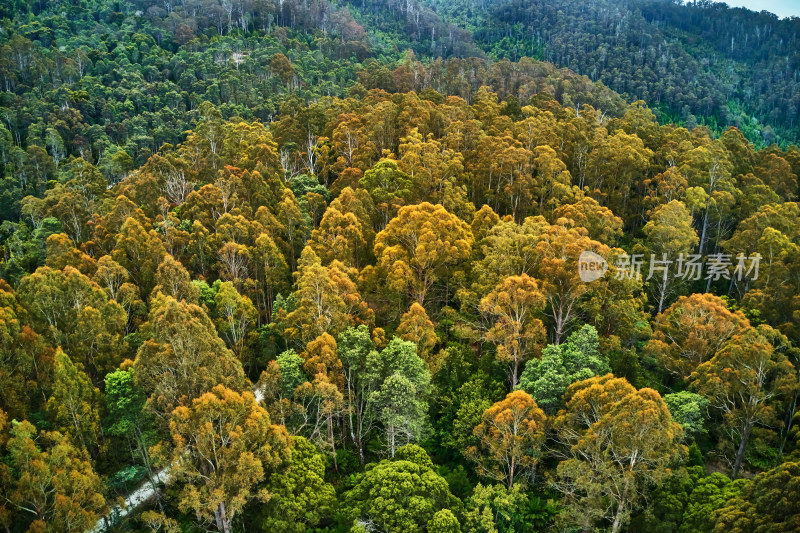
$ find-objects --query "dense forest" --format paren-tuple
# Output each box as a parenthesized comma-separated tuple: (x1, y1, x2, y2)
(1, 0, 800, 532)
(425, 0, 800, 145)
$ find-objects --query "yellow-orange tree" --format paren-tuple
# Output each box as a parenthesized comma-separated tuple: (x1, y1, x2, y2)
(479, 273, 546, 388)
(644, 293, 750, 382)
(374, 202, 473, 306)
(467, 390, 546, 488)
(167, 385, 291, 533)
(396, 302, 439, 366)
(551, 196, 623, 245)
(17, 265, 127, 380)
(535, 223, 610, 344)
(285, 247, 368, 342)
(1, 419, 106, 533)
(552, 374, 684, 533)
(133, 295, 248, 423)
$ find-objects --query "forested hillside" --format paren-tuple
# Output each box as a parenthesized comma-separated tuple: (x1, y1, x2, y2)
(425, 0, 800, 145)
(1, 1, 800, 532)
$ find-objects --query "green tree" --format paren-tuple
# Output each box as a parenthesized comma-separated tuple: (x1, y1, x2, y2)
(360, 159, 413, 228)
(642, 200, 699, 313)
(259, 436, 336, 532)
(518, 324, 610, 414)
(683, 472, 747, 533)
(372, 373, 429, 457)
(631, 466, 747, 533)
(461, 480, 557, 533)
(367, 337, 432, 456)
(663, 391, 711, 443)
(712, 461, 800, 533)
(428, 509, 462, 533)
(343, 455, 461, 533)
(105, 367, 158, 490)
(337, 325, 379, 464)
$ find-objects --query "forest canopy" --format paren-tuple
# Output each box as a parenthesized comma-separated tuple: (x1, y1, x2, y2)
(1, 0, 800, 532)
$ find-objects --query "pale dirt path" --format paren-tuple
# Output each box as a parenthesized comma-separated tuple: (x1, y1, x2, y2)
(91, 468, 170, 532)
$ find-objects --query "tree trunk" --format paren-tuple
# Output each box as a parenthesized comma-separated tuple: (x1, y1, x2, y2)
(698, 206, 709, 256)
(328, 416, 338, 471)
(354, 399, 366, 465)
(215, 502, 231, 533)
(780, 393, 798, 455)
(510, 356, 520, 389)
(654, 268, 671, 313)
(610, 477, 631, 533)
(732, 420, 753, 478)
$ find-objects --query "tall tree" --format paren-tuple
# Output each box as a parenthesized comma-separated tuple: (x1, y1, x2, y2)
(133, 295, 248, 421)
(552, 374, 685, 533)
(467, 390, 546, 488)
(336, 325, 378, 464)
(152, 253, 199, 303)
(309, 205, 365, 268)
(534, 223, 609, 343)
(679, 142, 736, 255)
(112, 217, 167, 297)
(18, 265, 127, 378)
(251, 232, 290, 322)
(285, 246, 352, 342)
(531, 144, 575, 217)
(105, 367, 158, 494)
(645, 293, 750, 382)
(478, 273, 546, 388)
(2, 422, 105, 532)
(46, 350, 101, 452)
(374, 202, 473, 306)
(586, 131, 653, 218)
(214, 281, 258, 367)
(552, 196, 623, 245)
(167, 385, 291, 533)
(690, 325, 797, 477)
(642, 200, 699, 313)
(367, 337, 432, 456)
